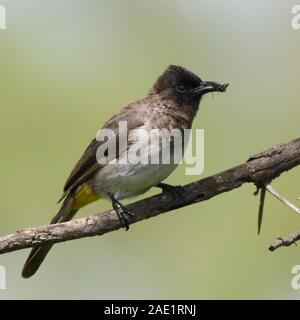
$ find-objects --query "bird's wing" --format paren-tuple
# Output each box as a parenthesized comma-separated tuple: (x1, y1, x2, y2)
(59, 103, 146, 201)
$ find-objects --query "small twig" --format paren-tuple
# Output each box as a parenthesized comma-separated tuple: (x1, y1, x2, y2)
(257, 186, 266, 235)
(266, 185, 300, 251)
(269, 232, 300, 251)
(265, 184, 300, 216)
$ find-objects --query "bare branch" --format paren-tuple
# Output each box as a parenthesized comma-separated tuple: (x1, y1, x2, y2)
(266, 185, 300, 251)
(0, 137, 300, 255)
(265, 184, 300, 216)
(269, 233, 300, 251)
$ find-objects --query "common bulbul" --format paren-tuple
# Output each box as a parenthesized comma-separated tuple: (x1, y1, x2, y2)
(22, 65, 228, 278)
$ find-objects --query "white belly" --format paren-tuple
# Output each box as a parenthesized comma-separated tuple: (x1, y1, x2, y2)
(91, 124, 187, 199)
(92, 162, 177, 199)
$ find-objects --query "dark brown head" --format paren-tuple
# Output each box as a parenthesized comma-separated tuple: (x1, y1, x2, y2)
(150, 65, 228, 111)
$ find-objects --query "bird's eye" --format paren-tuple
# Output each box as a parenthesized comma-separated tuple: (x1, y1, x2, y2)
(176, 85, 186, 93)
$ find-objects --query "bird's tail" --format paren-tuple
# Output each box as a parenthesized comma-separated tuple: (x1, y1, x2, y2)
(21, 196, 78, 278)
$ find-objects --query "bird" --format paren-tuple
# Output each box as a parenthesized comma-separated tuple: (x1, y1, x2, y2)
(22, 65, 228, 278)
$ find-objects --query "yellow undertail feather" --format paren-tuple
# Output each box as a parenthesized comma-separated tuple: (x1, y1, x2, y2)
(72, 183, 101, 209)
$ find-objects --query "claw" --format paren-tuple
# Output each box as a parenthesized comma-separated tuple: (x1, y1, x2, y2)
(110, 195, 135, 230)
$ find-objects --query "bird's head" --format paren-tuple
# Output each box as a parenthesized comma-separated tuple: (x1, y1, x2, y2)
(150, 65, 228, 109)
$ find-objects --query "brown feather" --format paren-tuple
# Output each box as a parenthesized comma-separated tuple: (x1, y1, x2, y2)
(60, 102, 146, 199)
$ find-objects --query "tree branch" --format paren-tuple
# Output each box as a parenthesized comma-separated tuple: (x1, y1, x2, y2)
(269, 233, 300, 251)
(265, 184, 300, 215)
(0, 137, 300, 255)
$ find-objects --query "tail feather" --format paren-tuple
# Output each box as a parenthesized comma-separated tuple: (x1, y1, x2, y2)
(21, 244, 54, 279)
(22, 184, 100, 278)
(22, 198, 78, 278)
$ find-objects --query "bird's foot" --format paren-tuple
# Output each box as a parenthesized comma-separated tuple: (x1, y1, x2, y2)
(111, 195, 135, 231)
(156, 183, 185, 203)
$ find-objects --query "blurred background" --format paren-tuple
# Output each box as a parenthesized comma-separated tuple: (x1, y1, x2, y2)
(0, 0, 299, 299)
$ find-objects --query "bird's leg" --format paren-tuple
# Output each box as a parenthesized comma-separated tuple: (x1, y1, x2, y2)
(156, 183, 185, 202)
(110, 195, 135, 231)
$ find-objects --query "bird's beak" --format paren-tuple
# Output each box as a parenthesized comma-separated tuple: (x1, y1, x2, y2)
(192, 81, 229, 96)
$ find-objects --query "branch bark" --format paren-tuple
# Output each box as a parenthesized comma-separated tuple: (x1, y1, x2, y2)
(269, 232, 300, 251)
(0, 137, 300, 255)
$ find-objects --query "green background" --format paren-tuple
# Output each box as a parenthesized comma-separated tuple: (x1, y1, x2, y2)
(0, 0, 299, 299)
